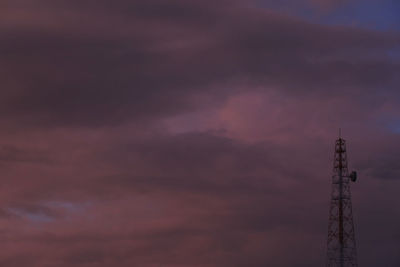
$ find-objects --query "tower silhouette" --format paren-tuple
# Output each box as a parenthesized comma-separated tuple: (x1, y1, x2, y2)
(326, 134, 358, 267)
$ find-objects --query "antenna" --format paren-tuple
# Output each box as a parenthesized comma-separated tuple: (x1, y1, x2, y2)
(326, 135, 358, 267)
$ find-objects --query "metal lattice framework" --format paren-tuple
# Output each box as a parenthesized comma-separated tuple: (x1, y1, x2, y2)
(326, 137, 358, 267)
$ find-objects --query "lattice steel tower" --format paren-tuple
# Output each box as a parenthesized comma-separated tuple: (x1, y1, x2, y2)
(326, 133, 358, 267)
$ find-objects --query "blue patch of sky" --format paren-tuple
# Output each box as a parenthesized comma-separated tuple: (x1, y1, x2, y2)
(324, 0, 400, 31)
(374, 109, 400, 134)
(255, 0, 400, 62)
(385, 120, 400, 134)
(255, 0, 400, 31)
(7, 208, 54, 223)
(391, 125, 400, 133)
(6, 201, 89, 223)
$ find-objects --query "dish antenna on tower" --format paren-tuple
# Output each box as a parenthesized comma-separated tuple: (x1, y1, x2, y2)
(349, 171, 357, 182)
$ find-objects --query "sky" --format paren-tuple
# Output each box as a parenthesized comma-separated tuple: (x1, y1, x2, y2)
(0, 0, 399, 266)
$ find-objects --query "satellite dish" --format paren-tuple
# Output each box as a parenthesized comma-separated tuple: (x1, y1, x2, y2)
(349, 171, 357, 182)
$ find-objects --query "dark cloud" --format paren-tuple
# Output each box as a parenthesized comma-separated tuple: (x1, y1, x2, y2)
(0, 0, 398, 127)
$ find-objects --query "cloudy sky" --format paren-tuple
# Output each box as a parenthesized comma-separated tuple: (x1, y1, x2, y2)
(0, 0, 399, 266)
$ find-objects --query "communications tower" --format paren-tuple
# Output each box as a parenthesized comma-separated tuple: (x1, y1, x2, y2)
(326, 133, 358, 267)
